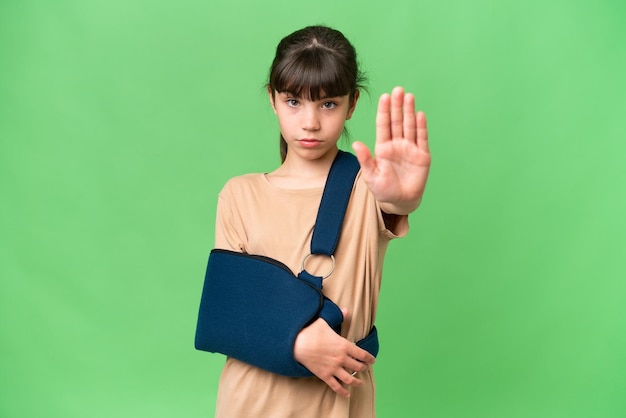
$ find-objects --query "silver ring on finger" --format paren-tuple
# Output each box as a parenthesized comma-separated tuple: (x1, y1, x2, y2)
(350, 370, 358, 377)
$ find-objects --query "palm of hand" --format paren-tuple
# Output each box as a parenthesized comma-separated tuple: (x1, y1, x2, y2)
(366, 134, 431, 203)
(352, 87, 431, 211)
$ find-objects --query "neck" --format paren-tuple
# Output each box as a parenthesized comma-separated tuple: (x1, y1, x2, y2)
(267, 148, 339, 189)
(284, 148, 338, 176)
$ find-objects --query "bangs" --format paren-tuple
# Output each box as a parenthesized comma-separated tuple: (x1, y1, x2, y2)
(270, 48, 355, 100)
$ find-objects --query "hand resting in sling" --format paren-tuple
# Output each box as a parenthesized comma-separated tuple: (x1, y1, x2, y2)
(294, 308, 375, 398)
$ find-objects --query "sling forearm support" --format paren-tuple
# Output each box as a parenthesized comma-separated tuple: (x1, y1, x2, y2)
(195, 250, 379, 377)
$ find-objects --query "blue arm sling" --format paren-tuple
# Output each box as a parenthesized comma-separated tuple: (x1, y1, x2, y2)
(194, 150, 379, 377)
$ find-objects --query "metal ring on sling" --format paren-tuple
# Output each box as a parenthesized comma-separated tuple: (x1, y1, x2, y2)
(301, 253, 335, 279)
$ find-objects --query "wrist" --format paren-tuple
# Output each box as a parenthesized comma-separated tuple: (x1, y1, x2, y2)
(378, 197, 422, 216)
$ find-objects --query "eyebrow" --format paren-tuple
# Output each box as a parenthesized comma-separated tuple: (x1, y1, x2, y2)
(278, 91, 342, 101)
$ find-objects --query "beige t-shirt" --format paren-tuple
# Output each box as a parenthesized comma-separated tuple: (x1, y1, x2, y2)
(213, 170, 408, 418)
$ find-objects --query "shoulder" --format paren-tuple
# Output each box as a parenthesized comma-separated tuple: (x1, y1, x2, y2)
(219, 173, 267, 197)
(352, 170, 372, 200)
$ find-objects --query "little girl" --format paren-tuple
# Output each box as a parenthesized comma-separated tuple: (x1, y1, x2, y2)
(211, 25, 430, 417)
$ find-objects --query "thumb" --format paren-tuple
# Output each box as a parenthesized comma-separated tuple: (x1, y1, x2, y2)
(351, 142, 376, 176)
(341, 307, 349, 321)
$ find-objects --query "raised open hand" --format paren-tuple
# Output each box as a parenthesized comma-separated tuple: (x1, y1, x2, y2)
(352, 87, 431, 214)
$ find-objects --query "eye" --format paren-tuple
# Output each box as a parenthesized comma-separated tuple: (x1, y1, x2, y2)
(322, 101, 337, 110)
(286, 98, 300, 107)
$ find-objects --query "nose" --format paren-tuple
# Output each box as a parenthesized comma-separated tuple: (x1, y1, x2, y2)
(301, 106, 321, 131)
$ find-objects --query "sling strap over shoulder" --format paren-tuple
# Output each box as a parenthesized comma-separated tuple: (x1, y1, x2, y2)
(311, 150, 361, 256)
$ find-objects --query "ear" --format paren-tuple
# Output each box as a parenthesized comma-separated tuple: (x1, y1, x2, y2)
(345, 90, 360, 120)
(267, 86, 277, 114)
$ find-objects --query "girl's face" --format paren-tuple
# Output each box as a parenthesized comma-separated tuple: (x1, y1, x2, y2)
(269, 90, 358, 162)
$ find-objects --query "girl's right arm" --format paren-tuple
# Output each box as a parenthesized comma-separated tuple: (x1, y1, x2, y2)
(293, 310, 376, 398)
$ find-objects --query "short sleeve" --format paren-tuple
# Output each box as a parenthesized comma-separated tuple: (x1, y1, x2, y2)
(214, 184, 248, 253)
(377, 204, 409, 240)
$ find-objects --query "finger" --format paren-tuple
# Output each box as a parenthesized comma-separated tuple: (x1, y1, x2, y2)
(403, 93, 417, 143)
(375, 93, 391, 143)
(344, 357, 370, 374)
(390, 86, 404, 139)
(416, 111, 429, 152)
(324, 376, 351, 398)
(352, 141, 376, 177)
(335, 368, 364, 388)
(347, 343, 376, 365)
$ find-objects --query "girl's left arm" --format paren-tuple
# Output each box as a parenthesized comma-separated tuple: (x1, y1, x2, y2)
(352, 86, 431, 216)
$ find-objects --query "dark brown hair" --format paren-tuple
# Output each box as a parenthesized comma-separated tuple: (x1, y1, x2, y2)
(267, 25, 366, 161)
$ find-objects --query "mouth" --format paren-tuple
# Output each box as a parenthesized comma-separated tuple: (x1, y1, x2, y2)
(297, 138, 322, 148)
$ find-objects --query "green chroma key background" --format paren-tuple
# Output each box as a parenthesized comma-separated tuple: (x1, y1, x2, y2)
(1, 0, 625, 416)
